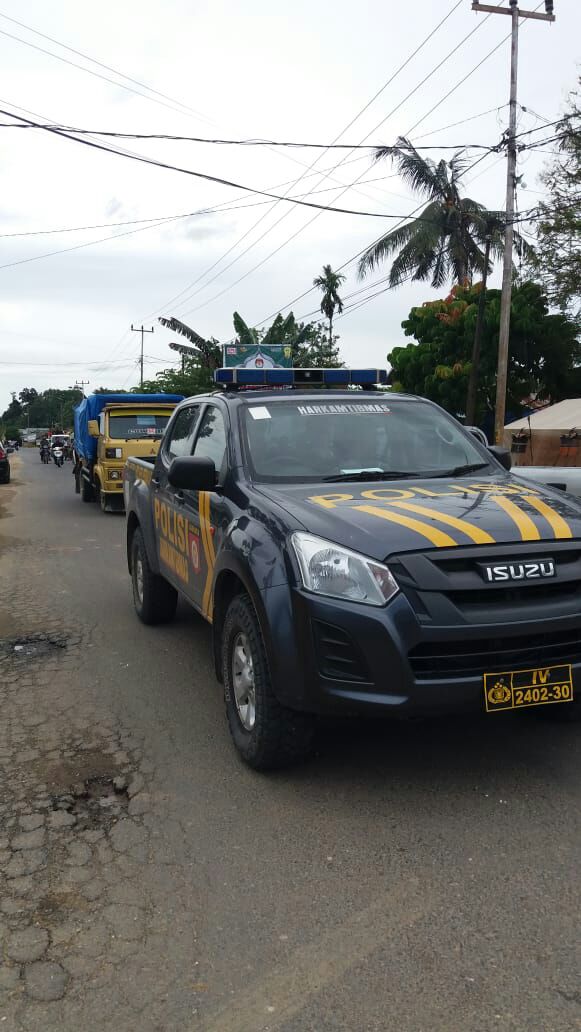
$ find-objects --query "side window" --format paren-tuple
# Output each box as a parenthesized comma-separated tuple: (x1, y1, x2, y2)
(164, 406, 199, 461)
(193, 406, 227, 473)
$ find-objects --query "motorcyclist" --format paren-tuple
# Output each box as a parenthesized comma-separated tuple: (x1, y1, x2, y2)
(40, 438, 50, 462)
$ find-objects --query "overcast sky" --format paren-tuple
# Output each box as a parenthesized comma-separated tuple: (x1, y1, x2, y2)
(0, 0, 579, 411)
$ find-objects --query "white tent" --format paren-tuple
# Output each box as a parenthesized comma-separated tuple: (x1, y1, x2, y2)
(506, 399, 581, 432)
(504, 399, 581, 467)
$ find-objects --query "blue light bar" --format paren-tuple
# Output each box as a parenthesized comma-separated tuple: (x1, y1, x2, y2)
(214, 367, 388, 388)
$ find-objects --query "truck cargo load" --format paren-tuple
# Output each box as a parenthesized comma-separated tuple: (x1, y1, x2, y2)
(74, 393, 183, 462)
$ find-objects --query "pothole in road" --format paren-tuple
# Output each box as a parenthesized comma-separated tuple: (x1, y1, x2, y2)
(51, 774, 130, 831)
(0, 633, 69, 659)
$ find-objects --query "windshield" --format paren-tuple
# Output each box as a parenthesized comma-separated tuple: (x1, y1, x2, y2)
(108, 414, 170, 440)
(241, 398, 488, 482)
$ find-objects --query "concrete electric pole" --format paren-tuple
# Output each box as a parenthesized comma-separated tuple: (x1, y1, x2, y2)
(471, 1, 555, 444)
(131, 324, 154, 388)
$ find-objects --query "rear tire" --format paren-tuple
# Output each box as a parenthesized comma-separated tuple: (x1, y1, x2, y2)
(222, 593, 315, 770)
(131, 527, 177, 625)
(81, 474, 94, 503)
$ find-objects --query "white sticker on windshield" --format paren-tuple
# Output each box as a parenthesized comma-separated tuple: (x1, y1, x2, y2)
(297, 403, 389, 416)
(249, 406, 271, 420)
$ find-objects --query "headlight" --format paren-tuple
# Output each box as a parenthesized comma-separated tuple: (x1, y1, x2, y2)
(291, 533, 399, 607)
(108, 470, 121, 480)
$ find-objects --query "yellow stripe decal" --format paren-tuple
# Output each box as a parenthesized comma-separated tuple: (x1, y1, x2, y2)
(490, 495, 540, 541)
(387, 501, 495, 544)
(355, 505, 457, 548)
(523, 495, 573, 540)
(200, 492, 215, 619)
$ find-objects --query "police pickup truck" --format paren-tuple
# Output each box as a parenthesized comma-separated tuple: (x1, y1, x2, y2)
(124, 368, 581, 769)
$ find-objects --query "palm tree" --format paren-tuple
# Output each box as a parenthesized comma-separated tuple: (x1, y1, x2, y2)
(313, 264, 346, 344)
(158, 317, 221, 370)
(358, 138, 505, 287)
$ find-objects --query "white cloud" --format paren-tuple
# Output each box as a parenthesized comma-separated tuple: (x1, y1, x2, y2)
(0, 0, 579, 410)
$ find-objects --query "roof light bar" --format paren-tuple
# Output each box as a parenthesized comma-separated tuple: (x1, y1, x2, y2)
(214, 368, 388, 388)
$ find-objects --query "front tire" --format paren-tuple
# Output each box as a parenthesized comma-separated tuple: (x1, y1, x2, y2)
(222, 593, 315, 770)
(131, 527, 177, 625)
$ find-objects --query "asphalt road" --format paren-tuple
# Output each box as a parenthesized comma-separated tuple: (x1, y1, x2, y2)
(0, 447, 579, 1031)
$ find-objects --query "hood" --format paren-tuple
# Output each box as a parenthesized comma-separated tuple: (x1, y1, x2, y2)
(255, 473, 581, 561)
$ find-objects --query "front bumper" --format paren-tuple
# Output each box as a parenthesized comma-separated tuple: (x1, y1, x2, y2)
(262, 585, 581, 717)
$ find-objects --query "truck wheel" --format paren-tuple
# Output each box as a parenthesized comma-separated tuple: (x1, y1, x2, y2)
(221, 593, 315, 770)
(81, 476, 94, 503)
(100, 491, 108, 513)
(131, 528, 177, 625)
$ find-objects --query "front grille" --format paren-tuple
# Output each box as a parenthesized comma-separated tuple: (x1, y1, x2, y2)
(388, 543, 581, 625)
(312, 620, 371, 683)
(408, 628, 581, 680)
(447, 580, 580, 610)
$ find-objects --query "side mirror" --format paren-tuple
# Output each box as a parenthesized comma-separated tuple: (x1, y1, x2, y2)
(168, 456, 217, 491)
(87, 420, 100, 438)
(488, 445, 512, 472)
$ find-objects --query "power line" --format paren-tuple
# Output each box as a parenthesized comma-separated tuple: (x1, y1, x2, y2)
(167, 7, 505, 323)
(0, 121, 501, 151)
(139, 0, 468, 322)
(0, 174, 415, 241)
(0, 23, 213, 126)
(0, 107, 491, 226)
(410, 104, 509, 141)
(0, 208, 211, 271)
(0, 10, 413, 212)
(251, 2, 552, 330)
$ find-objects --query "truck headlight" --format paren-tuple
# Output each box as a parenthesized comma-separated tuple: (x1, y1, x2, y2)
(108, 470, 121, 480)
(291, 533, 399, 607)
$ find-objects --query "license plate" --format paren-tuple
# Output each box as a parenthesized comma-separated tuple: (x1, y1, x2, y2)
(484, 664, 573, 712)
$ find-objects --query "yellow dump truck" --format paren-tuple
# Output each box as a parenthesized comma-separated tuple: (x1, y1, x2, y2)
(73, 393, 183, 512)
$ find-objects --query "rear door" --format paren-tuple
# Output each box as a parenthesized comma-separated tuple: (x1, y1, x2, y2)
(154, 404, 201, 595)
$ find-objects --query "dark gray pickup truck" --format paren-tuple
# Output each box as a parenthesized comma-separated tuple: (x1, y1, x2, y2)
(124, 368, 581, 769)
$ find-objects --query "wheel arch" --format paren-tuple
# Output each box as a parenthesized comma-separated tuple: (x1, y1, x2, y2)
(212, 566, 273, 685)
(126, 512, 140, 572)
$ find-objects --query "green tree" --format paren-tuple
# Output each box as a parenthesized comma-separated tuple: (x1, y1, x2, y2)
(357, 137, 512, 287)
(528, 82, 581, 322)
(140, 352, 215, 397)
(389, 281, 580, 422)
(146, 312, 343, 398)
(313, 264, 346, 343)
(1, 397, 23, 426)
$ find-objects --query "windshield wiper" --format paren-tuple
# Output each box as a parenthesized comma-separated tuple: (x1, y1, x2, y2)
(428, 462, 490, 478)
(322, 470, 418, 483)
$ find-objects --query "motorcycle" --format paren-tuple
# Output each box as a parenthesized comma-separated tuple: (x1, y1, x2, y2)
(40, 447, 51, 464)
(52, 447, 64, 468)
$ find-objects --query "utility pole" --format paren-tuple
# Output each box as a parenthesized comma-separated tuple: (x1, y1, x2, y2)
(471, 1, 555, 443)
(131, 324, 154, 388)
(70, 380, 89, 397)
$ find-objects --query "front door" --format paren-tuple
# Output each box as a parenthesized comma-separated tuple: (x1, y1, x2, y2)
(179, 404, 229, 619)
